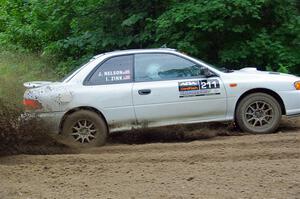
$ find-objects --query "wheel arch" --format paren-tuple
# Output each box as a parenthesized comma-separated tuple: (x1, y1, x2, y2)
(234, 88, 286, 118)
(59, 106, 109, 134)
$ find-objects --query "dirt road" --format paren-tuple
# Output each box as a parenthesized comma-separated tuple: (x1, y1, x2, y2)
(0, 127, 299, 199)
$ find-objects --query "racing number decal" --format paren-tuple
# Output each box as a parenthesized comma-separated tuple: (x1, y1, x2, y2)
(178, 79, 221, 98)
(200, 79, 220, 89)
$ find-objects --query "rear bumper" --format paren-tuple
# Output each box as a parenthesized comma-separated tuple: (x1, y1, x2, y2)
(22, 111, 65, 134)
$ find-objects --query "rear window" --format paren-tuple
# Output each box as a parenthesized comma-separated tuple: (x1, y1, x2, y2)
(87, 55, 134, 85)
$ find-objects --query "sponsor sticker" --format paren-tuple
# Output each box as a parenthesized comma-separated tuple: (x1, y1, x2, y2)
(178, 81, 199, 92)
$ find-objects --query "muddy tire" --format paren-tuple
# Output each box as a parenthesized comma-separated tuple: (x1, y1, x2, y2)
(61, 110, 108, 147)
(235, 93, 282, 134)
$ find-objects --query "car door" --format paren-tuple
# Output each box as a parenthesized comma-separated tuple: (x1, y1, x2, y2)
(83, 55, 136, 131)
(132, 53, 227, 127)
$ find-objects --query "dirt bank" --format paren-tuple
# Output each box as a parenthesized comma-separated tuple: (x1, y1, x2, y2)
(0, 127, 299, 199)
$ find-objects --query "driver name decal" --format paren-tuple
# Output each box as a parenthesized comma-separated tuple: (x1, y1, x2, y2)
(178, 79, 221, 98)
(98, 69, 131, 82)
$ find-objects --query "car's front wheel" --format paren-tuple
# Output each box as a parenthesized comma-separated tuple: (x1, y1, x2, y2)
(235, 93, 282, 134)
(61, 110, 108, 147)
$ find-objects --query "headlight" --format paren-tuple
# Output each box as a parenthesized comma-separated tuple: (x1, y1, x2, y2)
(294, 81, 300, 90)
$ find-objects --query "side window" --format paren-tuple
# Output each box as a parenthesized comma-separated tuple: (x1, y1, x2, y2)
(88, 55, 133, 85)
(134, 53, 205, 82)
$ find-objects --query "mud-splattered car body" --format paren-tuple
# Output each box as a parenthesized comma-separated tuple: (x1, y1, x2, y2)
(23, 48, 300, 136)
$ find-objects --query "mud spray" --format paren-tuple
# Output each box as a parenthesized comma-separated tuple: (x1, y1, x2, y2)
(2, 95, 300, 156)
(0, 98, 71, 156)
(0, 94, 241, 156)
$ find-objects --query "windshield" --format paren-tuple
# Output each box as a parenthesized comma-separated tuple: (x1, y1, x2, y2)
(191, 56, 233, 73)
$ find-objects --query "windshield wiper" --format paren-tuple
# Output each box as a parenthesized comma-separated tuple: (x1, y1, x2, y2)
(220, 67, 234, 73)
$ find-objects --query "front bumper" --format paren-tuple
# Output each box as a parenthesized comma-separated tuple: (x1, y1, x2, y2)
(278, 90, 300, 116)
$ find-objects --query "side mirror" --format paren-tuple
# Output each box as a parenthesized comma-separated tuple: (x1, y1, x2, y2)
(202, 67, 216, 78)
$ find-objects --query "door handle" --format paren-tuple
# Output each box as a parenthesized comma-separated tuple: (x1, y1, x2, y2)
(138, 89, 151, 95)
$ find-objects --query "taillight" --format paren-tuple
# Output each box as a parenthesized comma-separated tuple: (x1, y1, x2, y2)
(23, 99, 42, 110)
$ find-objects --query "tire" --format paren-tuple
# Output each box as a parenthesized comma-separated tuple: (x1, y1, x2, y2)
(61, 110, 108, 147)
(235, 93, 282, 134)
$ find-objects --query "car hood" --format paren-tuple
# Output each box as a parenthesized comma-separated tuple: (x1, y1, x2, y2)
(227, 67, 299, 81)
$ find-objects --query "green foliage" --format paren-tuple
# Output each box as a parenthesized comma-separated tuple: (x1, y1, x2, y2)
(0, 50, 56, 101)
(277, 64, 290, 73)
(0, 0, 299, 75)
(156, 0, 299, 73)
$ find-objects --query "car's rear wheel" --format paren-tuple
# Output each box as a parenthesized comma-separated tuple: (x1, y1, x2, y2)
(61, 110, 107, 147)
(235, 93, 282, 134)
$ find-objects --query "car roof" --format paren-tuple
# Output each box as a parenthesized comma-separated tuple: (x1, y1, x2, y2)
(93, 48, 177, 58)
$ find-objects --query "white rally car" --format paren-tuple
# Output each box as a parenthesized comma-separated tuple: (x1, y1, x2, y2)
(23, 48, 300, 147)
